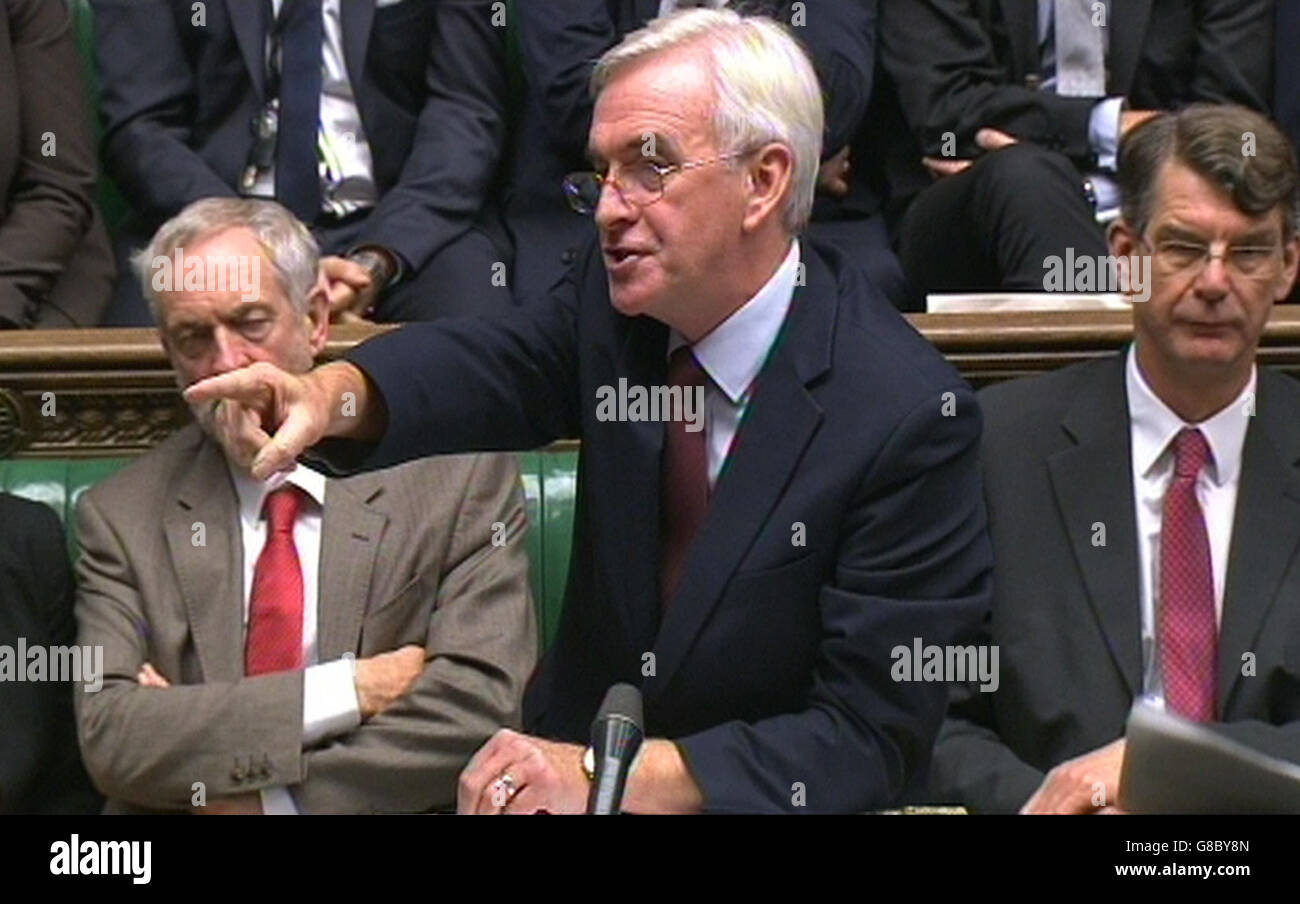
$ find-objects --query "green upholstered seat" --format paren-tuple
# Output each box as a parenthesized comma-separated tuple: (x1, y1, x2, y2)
(1, 449, 576, 650)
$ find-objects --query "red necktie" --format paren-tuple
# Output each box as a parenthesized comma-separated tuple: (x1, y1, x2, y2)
(1158, 428, 1218, 722)
(245, 486, 306, 676)
(660, 347, 710, 610)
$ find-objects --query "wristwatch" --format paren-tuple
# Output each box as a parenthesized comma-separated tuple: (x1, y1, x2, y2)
(347, 247, 398, 315)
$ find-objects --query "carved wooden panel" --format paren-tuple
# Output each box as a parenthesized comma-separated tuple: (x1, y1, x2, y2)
(2, 311, 1298, 458)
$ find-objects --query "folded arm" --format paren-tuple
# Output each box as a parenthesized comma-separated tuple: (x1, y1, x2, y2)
(292, 454, 538, 813)
(73, 491, 305, 811)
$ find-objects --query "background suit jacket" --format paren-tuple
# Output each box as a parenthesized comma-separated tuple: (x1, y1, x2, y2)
(872, 0, 1274, 221)
(0, 494, 102, 814)
(0, 0, 112, 327)
(91, 0, 508, 274)
(74, 424, 536, 814)
(932, 354, 1300, 814)
(506, 0, 881, 302)
(315, 237, 993, 813)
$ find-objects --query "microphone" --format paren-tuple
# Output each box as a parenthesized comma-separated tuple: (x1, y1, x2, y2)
(585, 683, 645, 815)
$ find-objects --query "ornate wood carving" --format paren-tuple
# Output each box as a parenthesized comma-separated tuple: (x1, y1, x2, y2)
(2, 310, 1298, 458)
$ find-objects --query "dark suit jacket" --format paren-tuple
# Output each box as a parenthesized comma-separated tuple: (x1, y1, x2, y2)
(932, 354, 1300, 814)
(91, 0, 508, 273)
(318, 238, 993, 812)
(1276, 1, 1300, 153)
(506, 0, 880, 300)
(0, 0, 112, 327)
(874, 0, 1274, 218)
(0, 494, 102, 814)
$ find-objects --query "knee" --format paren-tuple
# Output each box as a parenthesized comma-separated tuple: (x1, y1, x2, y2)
(970, 142, 1080, 198)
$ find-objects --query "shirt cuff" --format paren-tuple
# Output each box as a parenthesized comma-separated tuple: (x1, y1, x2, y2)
(259, 786, 299, 815)
(302, 657, 361, 747)
(1089, 97, 1125, 170)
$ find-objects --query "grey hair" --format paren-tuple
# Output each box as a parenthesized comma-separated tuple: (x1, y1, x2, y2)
(591, 7, 824, 234)
(132, 197, 320, 323)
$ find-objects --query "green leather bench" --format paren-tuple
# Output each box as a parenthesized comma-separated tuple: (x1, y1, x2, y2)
(0, 449, 577, 650)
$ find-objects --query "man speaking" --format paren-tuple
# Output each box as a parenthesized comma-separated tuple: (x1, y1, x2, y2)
(188, 8, 992, 813)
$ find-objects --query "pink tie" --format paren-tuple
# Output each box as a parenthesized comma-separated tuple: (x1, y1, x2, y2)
(245, 487, 306, 676)
(660, 347, 710, 611)
(1158, 428, 1218, 722)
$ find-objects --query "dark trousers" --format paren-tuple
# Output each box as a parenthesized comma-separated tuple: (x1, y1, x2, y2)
(806, 213, 920, 312)
(897, 143, 1108, 298)
(103, 211, 517, 326)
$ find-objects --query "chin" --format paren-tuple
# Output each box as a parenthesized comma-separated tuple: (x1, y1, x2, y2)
(1175, 335, 1248, 369)
(607, 283, 657, 319)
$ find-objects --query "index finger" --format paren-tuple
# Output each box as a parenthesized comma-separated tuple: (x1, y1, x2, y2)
(249, 406, 319, 480)
(184, 366, 274, 407)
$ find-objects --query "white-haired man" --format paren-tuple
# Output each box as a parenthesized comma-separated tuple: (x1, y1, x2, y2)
(188, 9, 992, 814)
(74, 198, 536, 814)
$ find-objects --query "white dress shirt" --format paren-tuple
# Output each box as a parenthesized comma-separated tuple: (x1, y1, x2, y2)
(668, 240, 801, 487)
(249, 0, 379, 217)
(1126, 346, 1255, 708)
(229, 462, 361, 814)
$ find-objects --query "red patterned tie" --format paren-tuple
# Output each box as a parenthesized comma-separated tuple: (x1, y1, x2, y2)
(660, 347, 710, 610)
(1158, 428, 1218, 722)
(245, 486, 306, 676)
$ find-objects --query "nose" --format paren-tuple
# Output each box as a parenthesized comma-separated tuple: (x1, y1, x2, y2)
(593, 176, 637, 233)
(1194, 252, 1232, 301)
(211, 324, 252, 373)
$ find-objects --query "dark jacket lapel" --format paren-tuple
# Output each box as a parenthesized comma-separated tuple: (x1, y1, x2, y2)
(163, 430, 245, 682)
(340, 0, 376, 108)
(1218, 369, 1300, 711)
(995, 0, 1040, 82)
(1046, 354, 1144, 697)
(316, 471, 388, 660)
(227, 0, 268, 100)
(596, 314, 671, 651)
(1106, 0, 1153, 94)
(647, 244, 834, 700)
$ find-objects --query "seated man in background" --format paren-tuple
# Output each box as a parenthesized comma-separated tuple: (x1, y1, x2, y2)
(92, 0, 512, 325)
(933, 105, 1300, 814)
(75, 198, 536, 814)
(875, 0, 1273, 300)
(508, 0, 912, 308)
(0, 493, 102, 814)
(187, 9, 992, 814)
(0, 0, 113, 328)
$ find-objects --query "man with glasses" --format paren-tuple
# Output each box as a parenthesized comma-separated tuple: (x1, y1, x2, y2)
(507, 1, 908, 309)
(931, 104, 1300, 814)
(183, 8, 993, 813)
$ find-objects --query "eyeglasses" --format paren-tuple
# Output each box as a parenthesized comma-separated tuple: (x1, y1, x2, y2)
(1138, 233, 1283, 279)
(562, 152, 746, 216)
